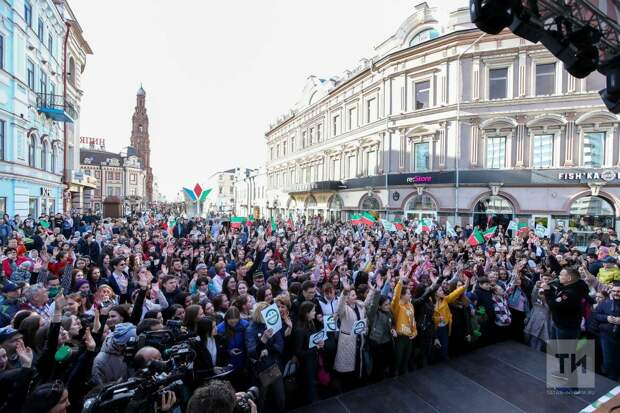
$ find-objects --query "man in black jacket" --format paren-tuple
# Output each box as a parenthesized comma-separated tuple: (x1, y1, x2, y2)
(541, 268, 590, 340)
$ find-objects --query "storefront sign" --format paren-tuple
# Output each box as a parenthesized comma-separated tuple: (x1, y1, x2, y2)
(406, 175, 432, 184)
(40, 187, 51, 197)
(557, 170, 619, 182)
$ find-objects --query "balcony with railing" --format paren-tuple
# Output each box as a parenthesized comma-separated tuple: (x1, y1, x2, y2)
(36, 93, 77, 123)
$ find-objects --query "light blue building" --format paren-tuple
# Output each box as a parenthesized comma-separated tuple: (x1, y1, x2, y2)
(0, 0, 73, 218)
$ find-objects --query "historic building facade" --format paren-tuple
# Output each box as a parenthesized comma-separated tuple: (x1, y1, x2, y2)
(130, 86, 153, 202)
(265, 2, 620, 248)
(203, 169, 237, 215)
(0, 0, 85, 218)
(233, 167, 268, 219)
(80, 145, 146, 213)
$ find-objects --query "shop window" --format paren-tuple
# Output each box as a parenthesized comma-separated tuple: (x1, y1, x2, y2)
(405, 194, 437, 220)
(583, 132, 605, 167)
(489, 68, 508, 100)
(414, 142, 430, 172)
(361, 195, 380, 211)
(532, 134, 553, 168)
(28, 198, 38, 218)
(569, 196, 614, 232)
(486, 136, 506, 168)
(473, 195, 513, 230)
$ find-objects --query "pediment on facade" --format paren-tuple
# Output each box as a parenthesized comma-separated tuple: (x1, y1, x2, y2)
(526, 114, 567, 128)
(575, 110, 619, 126)
(293, 76, 336, 112)
(479, 117, 518, 130)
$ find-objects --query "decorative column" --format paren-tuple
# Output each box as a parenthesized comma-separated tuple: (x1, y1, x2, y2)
(399, 129, 407, 172)
(438, 122, 447, 169)
(379, 132, 385, 173)
(470, 118, 481, 167)
(515, 115, 527, 168)
(564, 112, 576, 167)
(375, 143, 380, 175)
(472, 55, 481, 101)
(518, 50, 527, 97)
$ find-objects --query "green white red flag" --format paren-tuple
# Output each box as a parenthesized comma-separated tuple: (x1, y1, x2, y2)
(467, 229, 485, 246)
(360, 212, 376, 226)
(231, 216, 246, 229)
(351, 214, 362, 225)
(483, 226, 497, 240)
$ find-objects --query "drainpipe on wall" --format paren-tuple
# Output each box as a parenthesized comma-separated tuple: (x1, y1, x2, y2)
(62, 22, 71, 214)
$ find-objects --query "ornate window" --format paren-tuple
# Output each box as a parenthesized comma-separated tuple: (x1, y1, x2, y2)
(41, 141, 49, 171)
(328, 195, 344, 210)
(28, 135, 36, 167)
(405, 194, 437, 211)
(360, 195, 381, 210)
(473, 195, 514, 230)
(409, 28, 439, 46)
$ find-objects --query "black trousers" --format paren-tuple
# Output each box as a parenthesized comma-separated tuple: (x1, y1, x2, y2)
(369, 339, 393, 383)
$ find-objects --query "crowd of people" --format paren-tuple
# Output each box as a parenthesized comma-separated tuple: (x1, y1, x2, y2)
(0, 209, 619, 413)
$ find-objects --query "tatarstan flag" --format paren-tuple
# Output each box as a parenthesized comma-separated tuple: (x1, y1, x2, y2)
(246, 215, 255, 226)
(351, 214, 362, 225)
(231, 216, 246, 229)
(266, 216, 277, 236)
(467, 228, 485, 246)
(360, 212, 376, 226)
(516, 222, 529, 236)
(483, 226, 497, 240)
(287, 214, 293, 229)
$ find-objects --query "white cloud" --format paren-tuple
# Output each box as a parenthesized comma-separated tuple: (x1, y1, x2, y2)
(72, 0, 467, 198)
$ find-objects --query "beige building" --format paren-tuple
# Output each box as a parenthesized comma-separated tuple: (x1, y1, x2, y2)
(264, 2, 619, 248)
(80, 145, 147, 213)
(203, 169, 237, 215)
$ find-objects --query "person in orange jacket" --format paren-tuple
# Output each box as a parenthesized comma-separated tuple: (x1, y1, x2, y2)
(433, 274, 470, 361)
(391, 273, 417, 376)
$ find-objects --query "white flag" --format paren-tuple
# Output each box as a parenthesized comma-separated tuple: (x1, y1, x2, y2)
(507, 220, 518, 231)
(446, 221, 457, 237)
(381, 219, 396, 232)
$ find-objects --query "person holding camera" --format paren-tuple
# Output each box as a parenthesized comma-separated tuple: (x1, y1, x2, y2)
(590, 282, 620, 380)
(186, 380, 257, 413)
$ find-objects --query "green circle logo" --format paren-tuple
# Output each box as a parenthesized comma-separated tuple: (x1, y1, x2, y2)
(265, 308, 279, 325)
(311, 331, 326, 345)
(353, 320, 366, 335)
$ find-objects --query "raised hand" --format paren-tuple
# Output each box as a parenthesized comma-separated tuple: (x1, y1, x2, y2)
(15, 341, 33, 368)
(83, 328, 96, 351)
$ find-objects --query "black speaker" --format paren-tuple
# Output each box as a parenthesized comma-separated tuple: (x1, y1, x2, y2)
(470, 0, 520, 35)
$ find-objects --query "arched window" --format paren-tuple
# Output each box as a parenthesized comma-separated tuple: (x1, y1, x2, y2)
(41, 141, 48, 171)
(305, 195, 317, 209)
(328, 194, 344, 210)
(472, 195, 514, 230)
(287, 197, 297, 210)
(51, 146, 56, 173)
(361, 195, 381, 211)
(569, 196, 615, 232)
(409, 28, 440, 46)
(68, 57, 76, 87)
(405, 194, 437, 211)
(28, 135, 36, 167)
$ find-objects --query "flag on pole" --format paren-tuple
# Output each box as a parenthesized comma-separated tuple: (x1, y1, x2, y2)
(393, 220, 404, 231)
(198, 188, 212, 203)
(446, 221, 457, 237)
(381, 219, 396, 232)
(483, 226, 497, 241)
(351, 214, 362, 225)
(230, 216, 246, 229)
(286, 214, 292, 229)
(516, 222, 529, 236)
(246, 215, 255, 226)
(360, 212, 377, 226)
(266, 216, 277, 236)
(467, 229, 485, 246)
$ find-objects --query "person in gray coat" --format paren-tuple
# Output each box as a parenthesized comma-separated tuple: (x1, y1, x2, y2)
(91, 322, 136, 385)
(524, 276, 551, 351)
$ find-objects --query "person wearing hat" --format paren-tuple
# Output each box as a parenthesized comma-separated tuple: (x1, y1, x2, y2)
(91, 322, 136, 385)
(10, 261, 33, 285)
(598, 256, 620, 285)
(0, 283, 21, 327)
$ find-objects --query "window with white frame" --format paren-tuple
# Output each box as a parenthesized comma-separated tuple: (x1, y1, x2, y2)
(489, 68, 508, 100)
(414, 80, 431, 110)
(348, 107, 357, 130)
(414, 142, 430, 171)
(366, 98, 377, 123)
(367, 150, 377, 176)
(486, 136, 506, 168)
(316, 124, 322, 142)
(291, 137, 295, 152)
(583, 132, 605, 167)
(535, 63, 556, 96)
(302, 131, 307, 148)
(332, 158, 340, 180)
(332, 114, 341, 136)
(282, 141, 286, 156)
(309, 128, 314, 145)
(532, 134, 553, 168)
(348, 155, 356, 178)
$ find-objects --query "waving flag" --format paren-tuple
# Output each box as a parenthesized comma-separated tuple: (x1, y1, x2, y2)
(483, 226, 497, 240)
(468, 229, 485, 246)
(231, 216, 246, 229)
(381, 219, 396, 232)
(446, 221, 457, 237)
(351, 214, 362, 225)
(360, 212, 377, 226)
(516, 222, 529, 236)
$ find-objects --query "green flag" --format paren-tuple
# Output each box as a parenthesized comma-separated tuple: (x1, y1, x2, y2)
(467, 229, 484, 246)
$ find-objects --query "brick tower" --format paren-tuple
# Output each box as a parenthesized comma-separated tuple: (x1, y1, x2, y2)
(130, 85, 153, 202)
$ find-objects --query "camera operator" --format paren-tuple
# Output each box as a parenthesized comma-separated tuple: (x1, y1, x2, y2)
(91, 322, 136, 385)
(186, 380, 257, 413)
